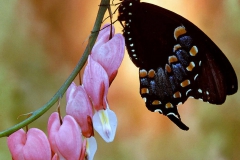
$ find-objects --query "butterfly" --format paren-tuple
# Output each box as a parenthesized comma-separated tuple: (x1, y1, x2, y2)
(117, 0, 238, 130)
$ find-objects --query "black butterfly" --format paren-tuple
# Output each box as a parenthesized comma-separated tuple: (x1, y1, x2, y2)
(118, 0, 238, 130)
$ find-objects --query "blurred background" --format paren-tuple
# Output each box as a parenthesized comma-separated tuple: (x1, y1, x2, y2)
(0, 0, 240, 159)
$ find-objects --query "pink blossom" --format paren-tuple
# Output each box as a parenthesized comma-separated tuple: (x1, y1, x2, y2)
(83, 56, 109, 111)
(7, 128, 52, 160)
(66, 82, 94, 137)
(48, 112, 83, 160)
(91, 24, 115, 54)
(91, 24, 125, 83)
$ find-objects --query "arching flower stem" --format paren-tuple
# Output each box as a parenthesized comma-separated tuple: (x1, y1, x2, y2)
(0, 0, 110, 138)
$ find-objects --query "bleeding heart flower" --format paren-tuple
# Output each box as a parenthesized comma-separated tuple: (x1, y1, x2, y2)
(66, 82, 94, 138)
(83, 56, 109, 111)
(7, 128, 52, 160)
(91, 24, 115, 52)
(48, 112, 84, 160)
(91, 24, 125, 84)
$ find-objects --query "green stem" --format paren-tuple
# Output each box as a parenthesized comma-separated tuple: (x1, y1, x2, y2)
(0, 0, 110, 138)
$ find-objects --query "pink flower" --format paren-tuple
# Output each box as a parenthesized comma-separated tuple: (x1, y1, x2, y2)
(82, 57, 118, 143)
(66, 82, 94, 138)
(82, 23, 122, 143)
(7, 128, 52, 160)
(48, 112, 84, 160)
(83, 56, 109, 111)
(91, 24, 125, 84)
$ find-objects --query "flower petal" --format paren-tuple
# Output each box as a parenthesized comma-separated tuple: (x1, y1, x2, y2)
(7, 129, 26, 160)
(7, 128, 52, 160)
(92, 23, 115, 54)
(23, 129, 52, 160)
(66, 83, 94, 137)
(48, 112, 82, 160)
(48, 112, 61, 153)
(83, 56, 109, 111)
(51, 154, 58, 160)
(91, 33, 125, 83)
(93, 107, 117, 143)
(85, 137, 97, 160)
(66, 82, 77, 103)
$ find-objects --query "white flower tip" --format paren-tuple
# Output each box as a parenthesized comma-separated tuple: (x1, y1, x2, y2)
(93, 109, 117, 143)
(105, 127, 112, 139)
(85, 137, 97, 160)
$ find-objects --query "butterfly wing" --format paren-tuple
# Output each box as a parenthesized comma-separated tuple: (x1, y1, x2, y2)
(161, 3, 238, 104)
(138, 2, 238, 103)
(118, 1, 237, 130)
(189, 48, 238, 104)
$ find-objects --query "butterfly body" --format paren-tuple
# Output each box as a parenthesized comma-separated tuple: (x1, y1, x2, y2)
(118, 0, 238, 130)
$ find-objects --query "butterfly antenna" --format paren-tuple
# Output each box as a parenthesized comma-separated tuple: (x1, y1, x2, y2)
(102, 1, 120, 23)
(107, 6, 113, 39)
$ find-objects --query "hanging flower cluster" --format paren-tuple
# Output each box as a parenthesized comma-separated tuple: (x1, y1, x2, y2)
(7, 24, 125, 160)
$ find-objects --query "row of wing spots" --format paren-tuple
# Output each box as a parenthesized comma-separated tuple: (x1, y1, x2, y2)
(186, 73, 213, 103)
(172, 44, 201, 100)
(120, 3, 141, 67)
(169, 76, 189, 105)
(173, 26, 199, 75)
(124, 27, 142, 67)
(166, 47, 198, 76)
(171, 45, 202, 101)
(124, 28, 137, 58)
(143, 99, 179, 116)
(153, 104, 180, 119)
(141, 67, 185, 114)
(171, 28, 201, 97)
(139, 64, 190, 88)
(149, 99, 175, 109)
(168, 63, 195, 103)
(139, 69, 156, 78)
(118, 1, 135, 20)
